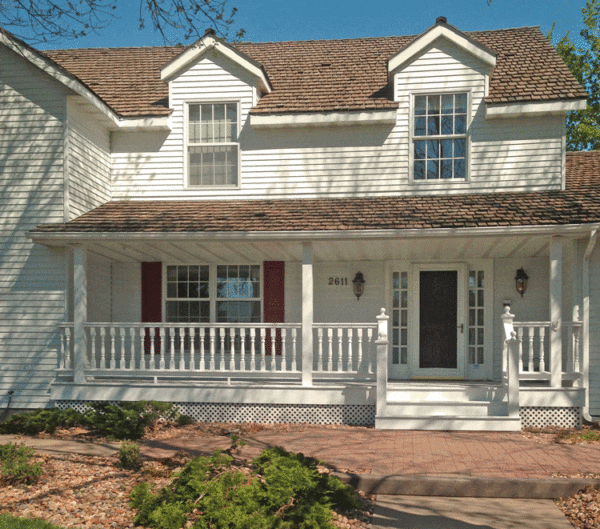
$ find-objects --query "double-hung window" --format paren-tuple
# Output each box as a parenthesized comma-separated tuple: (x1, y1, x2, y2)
(413, 93, 467, 180)
(187, 102, 239, 187)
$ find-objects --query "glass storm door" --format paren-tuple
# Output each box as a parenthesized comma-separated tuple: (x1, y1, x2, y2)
(413, 267, 465, 378)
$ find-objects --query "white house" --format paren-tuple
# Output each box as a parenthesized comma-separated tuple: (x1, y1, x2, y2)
(1, 16, 597, 430)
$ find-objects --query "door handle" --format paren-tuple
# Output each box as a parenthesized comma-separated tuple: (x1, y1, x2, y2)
(458, 324, 464, 334)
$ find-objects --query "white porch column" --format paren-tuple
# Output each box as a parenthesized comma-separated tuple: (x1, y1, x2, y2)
(301, 242, 313, 387)
(376, 309, 389, 416)
(550, 237, 563, 388)
(73, 245, 87, 385)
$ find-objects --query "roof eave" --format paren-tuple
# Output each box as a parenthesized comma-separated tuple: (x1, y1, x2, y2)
(485, 98, 588, 119)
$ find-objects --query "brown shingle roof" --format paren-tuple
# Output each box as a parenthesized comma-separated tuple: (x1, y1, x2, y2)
(42, 26, 587, 118)
(31, 151, 600, 234)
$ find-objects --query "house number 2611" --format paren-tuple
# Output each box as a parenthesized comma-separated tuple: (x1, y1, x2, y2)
(328, 277, 348, 286)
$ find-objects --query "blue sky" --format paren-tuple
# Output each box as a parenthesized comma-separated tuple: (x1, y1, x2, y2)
(32, 0, 587, 50)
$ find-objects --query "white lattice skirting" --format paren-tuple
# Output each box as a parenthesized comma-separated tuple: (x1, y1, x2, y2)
(55, 401, 582, 428)
(519, 406, 582, 428)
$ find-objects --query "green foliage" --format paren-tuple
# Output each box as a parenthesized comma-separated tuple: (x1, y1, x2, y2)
(547, 0, 600, 150)
(119, 442, 143, 471)
(83, 401, 180, 440)
(0, 514, 64, 528)
(0, 408, 84, 435)
(131, 445, 362, 529)
(0, 443, 43, 486)
(175, 414, 194, 426)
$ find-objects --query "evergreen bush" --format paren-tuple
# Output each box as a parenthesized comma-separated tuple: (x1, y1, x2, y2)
(0, 443, 43, 485)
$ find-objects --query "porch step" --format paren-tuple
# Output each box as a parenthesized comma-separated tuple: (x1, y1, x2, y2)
(382, 400, 508, 417)
(374, 415, 522, 431)
(386, 382, 505, 403)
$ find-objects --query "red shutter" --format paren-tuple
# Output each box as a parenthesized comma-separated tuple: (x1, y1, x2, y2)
(141, 262, 162, 354)
(263, 261, 285, 355)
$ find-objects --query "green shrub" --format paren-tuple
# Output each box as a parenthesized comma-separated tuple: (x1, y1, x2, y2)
(175, 414, 194, 426)
(119, 442, 143, 471)
(0, 408, 84, 435)
(83, 401, 180, 440)
(0, 514, 64, 528)
(131, 445, 362, 528)
(0, 443, 42, 486)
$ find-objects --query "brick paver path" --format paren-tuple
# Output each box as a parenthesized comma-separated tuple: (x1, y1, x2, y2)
(141, 427, 600, 479)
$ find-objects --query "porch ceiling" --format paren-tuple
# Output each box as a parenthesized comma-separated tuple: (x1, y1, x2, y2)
(83, 235, 552, 263)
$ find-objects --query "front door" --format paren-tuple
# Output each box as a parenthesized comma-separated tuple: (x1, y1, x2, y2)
(412, 265, 466, 378)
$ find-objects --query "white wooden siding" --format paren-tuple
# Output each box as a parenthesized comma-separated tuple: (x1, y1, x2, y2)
(110, 41, 563, 200)
(588, 245, 600, 416)
(0, 45, 69, 408)
(67, 97, 111, 219)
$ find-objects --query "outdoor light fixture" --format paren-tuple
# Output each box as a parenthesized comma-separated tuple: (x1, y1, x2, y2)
(515, 267, 529, 297)
(352, 272, 365, 300)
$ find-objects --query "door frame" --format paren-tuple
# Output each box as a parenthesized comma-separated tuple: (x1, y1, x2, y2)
(409, 262, 467, 379)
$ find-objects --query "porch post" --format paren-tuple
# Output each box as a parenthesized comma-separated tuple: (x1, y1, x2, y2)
(73, 245, 87, 385)
(501, 306, 520, 418)
(376, 309, 389, 416)
(301, 242, 313, 387)
(550, 237, 563, 388)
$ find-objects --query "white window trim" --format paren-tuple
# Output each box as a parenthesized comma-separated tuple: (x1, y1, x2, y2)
(408, 90, 472, 184)
(183, 100, 242, 190)
(162, 263, 263, 324)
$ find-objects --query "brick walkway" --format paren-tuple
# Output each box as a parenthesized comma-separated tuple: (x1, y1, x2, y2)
(141, 427, 600, 480)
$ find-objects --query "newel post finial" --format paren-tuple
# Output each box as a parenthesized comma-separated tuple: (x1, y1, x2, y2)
(376, 308, 388, 342)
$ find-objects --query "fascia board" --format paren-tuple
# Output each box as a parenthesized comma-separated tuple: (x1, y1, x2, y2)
(160, 37, 272, 93)
(118, 116, 171, 131)
(486, 99, 588, 119)
(388, 24, 496, 73)
(28, 223, 600, 246)
(0, 32, 121, 128)
(249, 110, 398, 128)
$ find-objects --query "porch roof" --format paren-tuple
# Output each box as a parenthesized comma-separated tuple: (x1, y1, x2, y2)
(31, 151, 600, 236)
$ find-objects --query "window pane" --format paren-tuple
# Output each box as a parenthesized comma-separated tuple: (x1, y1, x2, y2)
(189, 145, 238, 186)
(188, 266, 198, 282)
(178, 266, 188, 282)
(414, 141, 426, 160)
(455, 93, 467, 113)
(454, 138, 466, 158)
(167, 283, 177, 298)
(441, 94, 454, 114)
(455, 114, 466, 134)
(427, 160, 438, 179)
(178, 283, 187, 298)
(477, 271, 484, 288)
(454, 158, 466, 179)
(414, 160, 425, 179)
(414, 116, 426, 136)
(199, 283, 209, 298)
(428, 95, 440, 114)
(427, 115, 439, 136)
(441, 115, 453, 135)
(441, 159, 453, 179)
(440, 139, 453, 159)
(166, 301, 177, 321)
(199, 266, 209, 282)
(415, 96, 427, 115)
(189, 283, 199, 298)
(426, 139, 438, 158)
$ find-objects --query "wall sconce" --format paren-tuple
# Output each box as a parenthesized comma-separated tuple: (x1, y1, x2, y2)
(515, 267, 529, 297)
(352, 272, 365, 300)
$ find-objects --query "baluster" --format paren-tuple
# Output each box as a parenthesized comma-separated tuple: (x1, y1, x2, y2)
(109, 327, 116, 370)
(168, 328, 175, 370)
(59, 328, 66, 369)
(567, 325, 574, 375)
(129, 328, 136, 370)
(99, 327, 106, 369)
(118, 327, 125, 370)
(281, 328, 287, 372)
(357, 328, 363, 372)
(157, 328, 164, 370)
(189, 327, 195, 371)
(239, 329, 246, 371)
(149, 327, 156, 369)
(199, 328, 206, 371)
(179, 328, 185, 370)
(317, 328, 323, 371)
(260, 328, 266, 371)
(65, 327, 72, 369)
(270, 327, 276, 371)
(539, 327, 546, 373)
(337, 328, 343, 372)
(517, 327, 524, 372)
(528, 327, 535, 372)
(367, 328, 373, 373)
(230, 328, 236, 371)
(291, 328, 297, 372)
(574, 326, 581, 372)
(250, 328, 256, 372)
(327, 328, 333, 371)
(139, 328, 146, 369)
(209, 327, 216, 371)
(87, 327, 95, 370)
(346, 328, 353, 372)
(219, 328, 226, 371)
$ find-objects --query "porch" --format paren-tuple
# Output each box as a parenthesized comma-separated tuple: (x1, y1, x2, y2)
(40, 231, 594, 431)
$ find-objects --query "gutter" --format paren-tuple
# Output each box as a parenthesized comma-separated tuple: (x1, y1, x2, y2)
(583, 229, 598, 423)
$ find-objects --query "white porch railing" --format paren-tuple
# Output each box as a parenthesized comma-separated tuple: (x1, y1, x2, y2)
(513, 320, 582, 381)
(312, 324, 377, 376)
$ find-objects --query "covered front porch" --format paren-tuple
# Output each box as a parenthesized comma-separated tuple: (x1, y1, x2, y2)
(38, 228, 593, 430)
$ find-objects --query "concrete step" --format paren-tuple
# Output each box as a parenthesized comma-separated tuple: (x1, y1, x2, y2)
(374, 415, 521, 431)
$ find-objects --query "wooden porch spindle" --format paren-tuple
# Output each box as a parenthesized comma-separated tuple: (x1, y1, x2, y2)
(118, 327, 125, 370)
(357, 328, 363, 372)
(260, 328, 266, 372)
(270, 327, 276, 371)
(99, 327, 106, 370)
(159, 328, 166, 370)
(517, 327, 524, 372)
(189, 327, 195, 371)
(367, 328, 373, 373)
(169, 328, 175, 370)
(337, 328, 343, 373)
(199, 328, 206, 371)
(291, 328, 297, 372)
(250, 328, 256, 372)
(317, 328, 323, 371)
(138, 328, 145, 369)
(539, 327, 546, 372)
(239, 329, 246, 371)
(129, 328, 135, 370)
(528, 327, 535, 372)
(219, 328, 226, 371)
(64, 328, 72, 369)
(346, 328, 353, 372)
(281, 328, 287, 372)
(89, 327, 96, 369)
(567, 325, 574, 375)
(574, 327, 581, 372)
(209, 327, 216, 370)
(109, 327, 116, 370)
(229, 329, 236, 371)
(327, 328, 333, 372)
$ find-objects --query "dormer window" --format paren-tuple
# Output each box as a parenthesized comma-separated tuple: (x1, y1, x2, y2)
(187, 102, 239, 187)
(412, 93, 468, 180)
